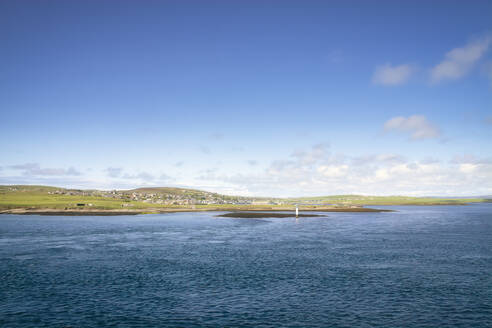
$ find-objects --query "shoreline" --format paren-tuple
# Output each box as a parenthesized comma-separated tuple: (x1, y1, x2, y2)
(217, 212, 328, 218)
(0, 206, 394, 216)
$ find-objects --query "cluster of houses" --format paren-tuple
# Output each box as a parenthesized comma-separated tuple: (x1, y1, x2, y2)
(124, 191, 283, 206)
(46, 188, 283, 206)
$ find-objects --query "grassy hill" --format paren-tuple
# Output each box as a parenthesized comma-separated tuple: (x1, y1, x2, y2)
(0, 185, 255, 210)
(125, 187, 229, 199)
(0, 185, 154, 210)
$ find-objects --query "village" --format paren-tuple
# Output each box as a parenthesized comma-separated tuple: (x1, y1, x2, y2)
(46, 187, 284, 206)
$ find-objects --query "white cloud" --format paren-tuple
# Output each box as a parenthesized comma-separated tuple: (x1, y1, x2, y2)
(451, 154, 492, 165)
(247, 160, 258, 166)
(384, 115, 440, 140)
(317, 164, 348, 178)
(459, 164, 477, 174)
(194, 148, 492, 197)
(2, 150, 492, 197)
(105, 167, 123, 178)
(123, 172, 155, 181)
(208, 133, 224, 140)
(102, 168, 174, 186)
(9, 163, 81, 176)
(291, 143, 330, 165)
(352, 154, 406, 166)
(430, 36, 492, 83)
(199, 145, 211, 154)
(372, 63, 415, 86)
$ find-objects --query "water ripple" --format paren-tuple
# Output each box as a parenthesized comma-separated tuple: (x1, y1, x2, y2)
(1, 205, 491, 327)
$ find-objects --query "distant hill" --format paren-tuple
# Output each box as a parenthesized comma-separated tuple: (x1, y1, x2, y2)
(0, 185, 257, 210)
(126, 186, 217, 196)
(0, 185, 63, 192)
(124, 187, 250, 201)
(425, 195, 492, 199)
(282, 194, 492, 205)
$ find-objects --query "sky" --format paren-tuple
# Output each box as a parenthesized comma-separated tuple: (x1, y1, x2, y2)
(1, 0, 491, 197)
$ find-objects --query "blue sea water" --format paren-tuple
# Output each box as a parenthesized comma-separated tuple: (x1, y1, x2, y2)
(1, 205, 491, 327)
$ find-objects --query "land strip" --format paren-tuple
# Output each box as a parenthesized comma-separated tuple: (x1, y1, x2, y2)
(1, 185, 489, 216)
(0, 206, 393, 216)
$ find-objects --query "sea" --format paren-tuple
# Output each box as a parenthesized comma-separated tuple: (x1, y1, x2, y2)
(1, 204, 491, 327)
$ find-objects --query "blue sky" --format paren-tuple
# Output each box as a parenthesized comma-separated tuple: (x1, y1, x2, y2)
(1, 1, 491, 196)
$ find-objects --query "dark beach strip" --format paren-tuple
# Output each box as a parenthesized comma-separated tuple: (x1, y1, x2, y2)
(216, 212, 327, 218)
(17, 211, 142, 216)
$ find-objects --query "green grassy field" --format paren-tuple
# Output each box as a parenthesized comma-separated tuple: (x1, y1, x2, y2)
(0, 186, 172, 210)
(0, 192, 155, 210)
(0, 185, 276, 211)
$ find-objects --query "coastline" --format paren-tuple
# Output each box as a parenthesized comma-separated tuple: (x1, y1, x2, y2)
(0, 206, 394, 216)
